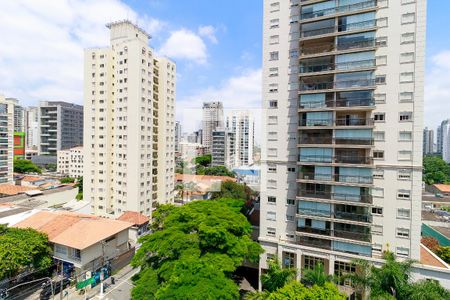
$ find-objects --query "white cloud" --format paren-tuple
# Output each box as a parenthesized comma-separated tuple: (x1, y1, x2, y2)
(0, 0, 163, 106)
(159, 29, 208, 64)
(425, 50, 450, 130)
(198, 25, 218, 44)
(177, 69, 262, 138)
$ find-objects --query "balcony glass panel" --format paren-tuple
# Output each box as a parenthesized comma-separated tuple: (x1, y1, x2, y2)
(336, 90, 374, 107)
(335, 129, 373, 145)
(336, 51, 375, 70)
(335, 204, 371, 222)
(334, 186, 361, 202)
(315, 166, 333, 181)
(302, 1, 336, 19)
(299, 148, 333, 162)
(301, 19, 335, 37)
(299, 236, 332, 250)
(337, 31, 376, 50)
(332, 241, 371, 256)
(299, 93, 327, 109)
(335, 71, 375, 89)
(338, 12, 376, 32)
(303, 112, 333, 126)
(298, 200, 331, 217)
(300, 56, 335, 73)
(338, 167, 372, 184)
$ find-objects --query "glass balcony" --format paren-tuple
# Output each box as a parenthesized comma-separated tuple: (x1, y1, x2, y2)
(298, 236, 332, 250)
(300, 59, 376, 74)
(297, 226, 332, 236)
(300, 79, 376, 92)
(299, 136, 333, 144)
(334, 210, 372, 223)
(298, 189, 373, 204)
(301, 0, 377, 21)
(334, 137, 374, 145)
(301, 19, 377, 38)
(298, 118, 373, 127)
(299, 98, 374, 109)
(333, 229, 371, 242)
(298, 172, 373, 184)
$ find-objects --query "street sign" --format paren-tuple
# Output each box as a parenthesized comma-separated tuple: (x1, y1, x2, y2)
(76, 277, 95, 290)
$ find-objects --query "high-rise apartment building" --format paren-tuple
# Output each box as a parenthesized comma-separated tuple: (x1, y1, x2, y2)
(38, 101, 83, 155)
(211, 128, 235, 169)
(25, 106, 39, 149)
(202, 102, 224, 153)
(440, 120, 450, 163)
(437, 119, 450, 157)
(84, 21, 176, 217)
(0, 96, 15, 184)
(227, 110, 255, 167)
(175, 121, 182, 152)
(260, 0, 426, 280)
(423, 127, 434, 155)
(6, 98, 25, 132)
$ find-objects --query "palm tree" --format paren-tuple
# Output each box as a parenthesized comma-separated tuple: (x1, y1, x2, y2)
(260, 259, 296, 292)
(301, 263, 334, 287)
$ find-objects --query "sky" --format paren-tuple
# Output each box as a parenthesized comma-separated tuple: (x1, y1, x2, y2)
(0, 0, 448, 136)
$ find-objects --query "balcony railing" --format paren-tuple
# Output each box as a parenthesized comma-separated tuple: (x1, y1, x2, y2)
(299, 155, 373, 165)
(334, 211, 372, 223)
(300, 79, 376, 91)
(298, 236, 332, 250)
(297, 226, 331, 236)
(335, 137, 374, 145)
(298, 118, 373, 127)
(298, 172, 373, 184)
(299, 98, 375, 109)
(299, 59, 376, 74)
(299, 136, 333, 144)
(298, 190, 373, 204)
(301, 19, 377, 38)
(297, 227, 371, 242)
(298, 207, 332, 217)
(301, 0, 377, 20)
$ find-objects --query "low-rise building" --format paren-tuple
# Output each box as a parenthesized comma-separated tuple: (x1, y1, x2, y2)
(174, 173, 236, 203)
(117, 211, 150, 244)
(57, 146, 83, 178)
(25, 149, 38, 160)
(13, 210, 132, 275)
(179, 142, 206, 163)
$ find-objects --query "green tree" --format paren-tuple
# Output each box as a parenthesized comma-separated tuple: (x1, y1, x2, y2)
(131, 199, 263, 300)
(204, 166, 235, 177)
(436, 246, 450, 264)
(211, 181, 255, 201)
(245, 281, 346, 300)
(75, 176, 83, 200)
(261, 259, 296, 292)
(408, 279, 450, 300)
(60, 177, 75, 184)
(423, 156, 450, 184)
(13, 160, 42, 174)
(194, 154, 212, 167)
(0, 226, 52, 279)
(301, 263, 334, 287)
(45, 163, 57, 172)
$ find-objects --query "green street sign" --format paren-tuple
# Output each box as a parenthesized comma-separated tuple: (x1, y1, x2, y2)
(76, 277, 95, 290)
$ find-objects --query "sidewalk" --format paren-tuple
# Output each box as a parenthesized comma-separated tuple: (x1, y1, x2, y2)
(65, 265, 139, 300)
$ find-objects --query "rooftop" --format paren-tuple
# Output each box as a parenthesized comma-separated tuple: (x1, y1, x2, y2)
(175, 173, 237, 183)
(420, 244, 449, 269)
(13, 211, 132, 250)
(433, 184, 450, 193)
(0, 184, 39, 195)
(117, 211, 149, 226)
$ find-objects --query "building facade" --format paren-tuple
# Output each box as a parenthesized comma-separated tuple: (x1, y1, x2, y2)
(84, 20, 175, 218)
(0, 96, 15, 184)
(6, 98, 25, 133)
(202, 102, 224, 153)
(13, 132, 25, 160)
(57, 147, 84, 178)
(437, 119, 450, 161)
(25, 106, 39, 150)
(211, 128, 235, 169)
(227, 110, 255, 167)
(175, 121, 182, 152)
(260, 0, 426, 281)
(39, 101, 83, 155)
(423, 127, 434, 156)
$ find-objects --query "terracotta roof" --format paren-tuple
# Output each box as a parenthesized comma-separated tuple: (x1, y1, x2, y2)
(433, 184, 450, 193)
(175, 173, 237, 183)
(420, 244, 449, 269)
(0, 184, 39, 195)
(13, 211, 132, 250)
(21, 176, 42, 182)
(117, 211, 149, 226)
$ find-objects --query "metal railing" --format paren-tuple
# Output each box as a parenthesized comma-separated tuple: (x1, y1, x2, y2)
(334, 210, 372, 223)
(298, 172, 373, 184)
(301, 0, 377, 20)
(297, 226, 371, 242)
(298, 190, 373, 203)
(299, 98, 375, 109)
(300, 79, 376, 91)
(298, 118, 373, 126)
(301, 19, 377, 38)
(298, 155, 373, 165)
(335, 137, 374, 145)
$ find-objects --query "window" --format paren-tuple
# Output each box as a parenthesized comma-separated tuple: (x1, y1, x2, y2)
(401, 32, 415, 44)
(373, 244, 382, 252)
(402, 13, 416, 24)
(399, 131, 412, 141)
(398, 151, 412, 161)
(289, 49, 299, 58)
(303, 255, 325, 270)
(269, 83, 278, 93)
(269, 67, 279, 77)
(268, 196, 276, 204)
(268, 165, 277, 173)
(376, 75, 386, 84)
(267, 227, 276, 237)
(373, 131, 385, 141)
(286, 233, 295, 239)
(372, 207, 383, 215)
(55, 245, 67, 255)
(267, 211, 276, 221)
(374, 93, 386, 104)
(286, 214, 294, 221)
(397, 208, 411, 219)
(268, 180, 277, 189)
(269, 100, 278, 108)
(397, 190, 411, 200)
(376, 37, 388, 47)
(270, 18, 280, 29)
(399, 92, 414, 102)
(373, 150, 384, 159)
(372, 225, 383, 235)
(397, 247, 410, 257)
(267, 253, 275, 262)
(268, 148, 278, 157)
(71, 248, 81, 259)
(377, 17, 388, 28)
(270, 2, 280, 12)
(372, 188, 384, 198)
(399, 112, 412, 122)
(373, 169, 384, 179)
(268, 132, 278, 141)
(374, 113, 385, 122)
(268, 115, 278, 124)
(398, 169, 412, 180)
(270, 35, 280, 44)
(400, 52, 415, 64)
(287, 199, 295, 205)
(287, 167, 296, 172)
(400, 72, 414, 82)
(270, 51, 279, 61)
(376, 56, 387, 66)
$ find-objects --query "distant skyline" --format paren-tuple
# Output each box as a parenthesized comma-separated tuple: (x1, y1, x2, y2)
(0, 0, 448, 133)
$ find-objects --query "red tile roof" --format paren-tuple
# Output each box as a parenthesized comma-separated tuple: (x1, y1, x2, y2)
(420, 244, 449, 269)
(0, 184, 39, 195)
(117, 211, 149, 226)
(433, 184, 450, 193)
